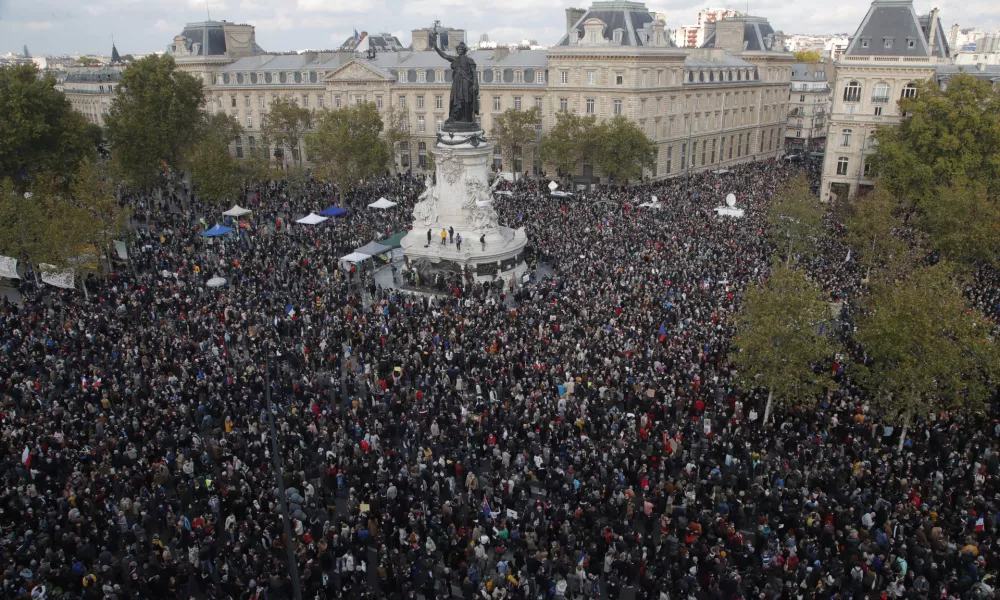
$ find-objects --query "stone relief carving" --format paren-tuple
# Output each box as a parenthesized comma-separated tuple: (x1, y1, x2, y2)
(438, 151, 463, 185)
(463, 179, 499, 231)
(412, 184, 440, 226)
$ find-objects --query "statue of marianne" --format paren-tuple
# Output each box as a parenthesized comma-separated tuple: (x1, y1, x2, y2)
(431, 33, 480, 128)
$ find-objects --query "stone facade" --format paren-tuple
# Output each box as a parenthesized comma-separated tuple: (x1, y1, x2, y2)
(59, 67, 123, 126)
(785, 62, 831, 152)
(174, 0, 792, 181)
(821, 0, 950, 203)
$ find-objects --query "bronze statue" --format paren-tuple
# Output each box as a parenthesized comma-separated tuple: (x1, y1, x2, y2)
(431, 33, 479, 129)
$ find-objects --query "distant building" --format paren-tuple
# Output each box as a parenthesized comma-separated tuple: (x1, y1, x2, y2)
(785, 62, 831, 152)
(411, 24, 467, 52)
(822, 0, 950, 203)
(340, 32, 405, 53)
(168, 20, 265, 86)
(60, 55, 124, 126)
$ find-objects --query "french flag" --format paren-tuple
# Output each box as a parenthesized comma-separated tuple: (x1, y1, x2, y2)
(21, 446, 30, 469)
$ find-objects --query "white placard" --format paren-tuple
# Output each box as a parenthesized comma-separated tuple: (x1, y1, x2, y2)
(40, 264, 75, 289)
(0, 256, 19, 279)
(114, 240, 129, 260)
(548, 181, 558, 192)
(506, 508, 518, 519)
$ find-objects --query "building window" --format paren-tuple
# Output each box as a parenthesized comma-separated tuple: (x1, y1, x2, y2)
(318, 96, 324, 109)
(535, 97, 543, 110)
(613, 99, 623, 115)
(259, 96, 265, 108)
(640, 99, 646, 115)
(435, 95, 443, 109)
(587, 71, 596, 85)
(901, 83, 918, 99)
(681, 143, 687, 170)
(729, 136, 734, 159)
(400, 141, 410, 168)
(234, 136, 243, 159)
(844, 81, 862, 103)
(302, 95, 309, 108)
(354, 95, 363, 106)
(641, 72, 648, 87)
(417, 96, 424, 109)
(335, 96, 342, 109)
(908, 39, 916, 48)
(884, 38, 893, 49)
(436, 118, 443, 132)
(585, 98, 595, 114)
(874, 106, 883, 116)
(615, 72, 624, 86)
(863, 159, 874, 178)
(737, 134, 743, 157)
(799, 94, 805, 102)
(515, 71, 524, 83)
(243, 95, 250, 107)
(710, 139, 716, 163)
(834, 157, 849, 175)
(559, 98, 568, 112)
(493, 96, 502, 111)
(514, 97, 522, 110)
(719, 137, 725, 161)
(536, 71, 545, 84)
(418, 142, 427, 168)
(796, 129, 802, 137)
(666, 146, 672, 174)
(701, 141, 707, 165)
(418, 71, 426, 83)
(418, 116, 425, 133)
(841, 128, 852, 147)
(493, 146, 502, 170)
(399, 96, 406, 110)
(247, 114, 253, 128)
(231, 96, 237, 108)
(872, 82, 890, 103)
(561, 71, 569, 84)
(398, 71, 405, 83)
(248, 136, 255, 148)
(861, 38, 870, 48)
(746, 134, 751, 156)
(375, 95, 383, 109)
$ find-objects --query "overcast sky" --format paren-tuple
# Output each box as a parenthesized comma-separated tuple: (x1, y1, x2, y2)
(1, 0, 998, 57)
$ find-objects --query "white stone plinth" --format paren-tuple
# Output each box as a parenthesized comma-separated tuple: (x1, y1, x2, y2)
(401, 130, 528, 282)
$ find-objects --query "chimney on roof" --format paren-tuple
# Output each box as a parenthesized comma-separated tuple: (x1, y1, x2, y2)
(927, 7, 939, 57)
(566, 8, 586, 37)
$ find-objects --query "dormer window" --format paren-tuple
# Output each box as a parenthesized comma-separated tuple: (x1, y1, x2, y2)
(861, 37, 870, 48)
(613, 29, 623, 44)
(398, 71, 405, 83)
(907, 38, 916, 48)
(884, 37, 893, 49)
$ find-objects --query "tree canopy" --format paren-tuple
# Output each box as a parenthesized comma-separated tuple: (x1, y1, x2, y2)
(0, 63, 95, 189)
(854, 262, 1000, 424)
(594, 116, 656, 183)
(767, 174, 825, 264)
(491, 107, 541, 179)
(104, 54, 205, 189)
(540, 112, 599, 181)
(306, 102, 389, 201)
(843, 185, 910, 279)
(871, 74, 1000, 208)
(793, 50, 822, 63)
(381, 103, 412, 174)
(187, 114, 245, 205)
(731, 263, 840, 421)
(262, 96, 312, 169)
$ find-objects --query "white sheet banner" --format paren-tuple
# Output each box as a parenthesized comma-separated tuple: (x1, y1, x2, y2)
(0, 256, 18, 279)
(40, 264, 75, 290)
(114, 240, 129, 260)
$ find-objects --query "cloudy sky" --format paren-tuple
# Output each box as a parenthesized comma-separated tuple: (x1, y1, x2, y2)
(1, 0, 998, 56)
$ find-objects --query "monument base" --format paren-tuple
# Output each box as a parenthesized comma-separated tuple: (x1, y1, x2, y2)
(401, 129, 528, 284)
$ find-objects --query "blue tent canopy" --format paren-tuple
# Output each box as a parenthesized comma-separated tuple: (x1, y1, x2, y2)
(203, 224, 235, 237)
(319, 206, 348, 217)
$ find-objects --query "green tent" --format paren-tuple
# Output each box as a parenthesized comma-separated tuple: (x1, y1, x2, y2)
(381, 231, 407, 249)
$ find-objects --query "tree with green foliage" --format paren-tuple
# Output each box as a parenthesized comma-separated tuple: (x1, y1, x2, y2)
(262, 96, 312, 170)
(871, 74, 1000, 208)
(854, 262, 1000, 449)
(767, 174, 825, 264)
(594, 115, 656, 183)
(731, 263, 840, 424)
(540, 112, 599, 182)
(793, 50, 822, 63)
(844, 185, 910, 280)
(68, 159, 132, 269)
(491, 107, 541, 180)
(77, 56, 102, 66)
(188, 114, 245, 205)
(0, 63, 95, 189)
(306, 102, 389, 202)
(921, 180, 1000, 267)
(104, 54, 204, 189)
(381, 103, 412, 174)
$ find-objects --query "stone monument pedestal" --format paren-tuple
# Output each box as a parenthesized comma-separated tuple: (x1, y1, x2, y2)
(401, 129, 528, 283)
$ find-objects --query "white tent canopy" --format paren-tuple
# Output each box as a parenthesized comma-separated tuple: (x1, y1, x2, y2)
(368, 198, 397, 209)
(223, 205, 252, 217)
(638, 201, 663, 209)
(0, 256, 19, 279)
(341, 252, 373, 263)
(295, 212, 329, 225)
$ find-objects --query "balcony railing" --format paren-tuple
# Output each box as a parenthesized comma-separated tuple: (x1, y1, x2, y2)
(871, 95, 890, 104)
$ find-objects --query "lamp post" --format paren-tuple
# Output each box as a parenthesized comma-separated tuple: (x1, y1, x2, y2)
(264, 340, 304, 600)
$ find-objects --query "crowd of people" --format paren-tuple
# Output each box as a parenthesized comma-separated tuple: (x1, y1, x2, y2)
(2, 158, 999, 600)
